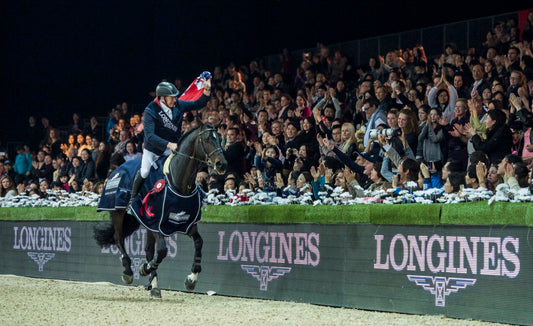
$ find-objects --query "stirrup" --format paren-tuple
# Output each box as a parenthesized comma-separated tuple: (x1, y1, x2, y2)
(126, 198, 135, 215)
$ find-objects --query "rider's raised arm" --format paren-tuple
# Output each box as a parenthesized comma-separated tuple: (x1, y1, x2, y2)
(176, 94, 210, 114)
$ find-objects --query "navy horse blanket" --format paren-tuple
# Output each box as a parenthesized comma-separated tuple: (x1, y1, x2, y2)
(97, 156, 203, 236)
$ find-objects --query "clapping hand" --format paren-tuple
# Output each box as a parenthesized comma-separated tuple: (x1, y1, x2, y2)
(254, 142, 263, 156)
(504, 162, 515, 179)
(310, 165, 323, 182)
(343, 168, 356, 183)
(463, 123, 476, 137)
(419, 162, 430, 178)
(476, 161, 487, 183)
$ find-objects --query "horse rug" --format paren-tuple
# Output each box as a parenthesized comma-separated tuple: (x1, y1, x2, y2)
(97, 156, 203, 236)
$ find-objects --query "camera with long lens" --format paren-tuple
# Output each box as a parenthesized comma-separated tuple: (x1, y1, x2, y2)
(369, 128, 400, 139)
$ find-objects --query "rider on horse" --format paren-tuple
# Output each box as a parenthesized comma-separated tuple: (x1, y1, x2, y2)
(127, 77, 212, 214)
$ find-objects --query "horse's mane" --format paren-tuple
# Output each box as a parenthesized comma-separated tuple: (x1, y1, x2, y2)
(178, 125, 202, 147)
(178, 123, 216, 147)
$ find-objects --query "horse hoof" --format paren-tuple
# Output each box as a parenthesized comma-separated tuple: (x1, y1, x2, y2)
(184, 278, 197, 291)
(139, 263, 149, 277)
(122, 273, 133, 284)
(150, 288, 162, 299)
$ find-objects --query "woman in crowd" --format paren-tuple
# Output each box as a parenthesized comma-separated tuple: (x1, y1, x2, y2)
(95, 142, 112, 181)
(45, 127, 63, 159)
(31, 150, 54, 183)
(1, 175, 18, 198)
(295, 171, 314, 198)
(339, 122, 358, 157)
(69, 179, 81, 193)
(418, 107, 446, 174)
(295, 117, 318, 152)
(427, 69, 458, 123)
(63, 134, 78, 155)
(123, 141, 142, 162)
(386, 108, 399, 129)
(68, 156, 83, 184)
(467, 109, 512, 166)
(417, 104, 429, 128)
(39, 179, 50, 198)
(366, 161, 392, 192)
(295, 143, 318, 173)
(397, 108, 419, 153)
(79, 148, 95, 183)
(509, 93, 533, 164)
(294, 95, 311, 119)
(444, 172, 466, 194)
(253, 143, 283, 193)
(77, 133, 90, 152)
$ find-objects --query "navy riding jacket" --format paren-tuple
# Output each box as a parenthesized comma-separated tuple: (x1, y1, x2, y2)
(143, 95, 209, 156)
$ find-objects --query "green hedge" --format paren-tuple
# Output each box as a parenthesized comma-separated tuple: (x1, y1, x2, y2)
(1, 202, 531, 226)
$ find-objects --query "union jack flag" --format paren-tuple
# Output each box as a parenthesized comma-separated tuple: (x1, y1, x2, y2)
(180, 71, 212, 101)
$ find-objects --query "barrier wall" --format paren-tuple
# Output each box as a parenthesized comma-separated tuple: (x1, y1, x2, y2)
(1, 220, 531, 325)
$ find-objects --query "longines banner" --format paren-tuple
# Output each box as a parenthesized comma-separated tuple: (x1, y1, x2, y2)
(0, 221, 531, 325)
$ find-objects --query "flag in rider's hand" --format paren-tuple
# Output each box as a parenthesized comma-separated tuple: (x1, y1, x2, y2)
(179, 71, 212, 101)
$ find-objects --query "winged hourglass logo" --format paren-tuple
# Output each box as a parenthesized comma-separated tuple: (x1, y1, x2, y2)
(241, 265, 292, 291)
(407, 275, 476, 307)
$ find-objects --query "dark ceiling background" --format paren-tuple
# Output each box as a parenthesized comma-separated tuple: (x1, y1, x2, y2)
(0, 1, 527, 142)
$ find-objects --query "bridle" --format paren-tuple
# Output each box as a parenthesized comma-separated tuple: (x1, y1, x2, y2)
(172, 127, 224, 174)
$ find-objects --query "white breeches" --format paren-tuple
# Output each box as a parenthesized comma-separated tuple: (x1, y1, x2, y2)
(140, 148, 172, 178)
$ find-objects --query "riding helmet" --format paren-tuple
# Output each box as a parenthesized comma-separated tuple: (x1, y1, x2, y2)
(156, 82, 179, 97)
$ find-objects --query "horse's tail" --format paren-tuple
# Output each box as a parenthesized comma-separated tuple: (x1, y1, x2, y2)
(93, 211, 140, 248)
(93, 220, 115, 248)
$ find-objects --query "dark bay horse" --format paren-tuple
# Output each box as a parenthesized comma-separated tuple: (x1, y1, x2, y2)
(94, 123, 226, 298)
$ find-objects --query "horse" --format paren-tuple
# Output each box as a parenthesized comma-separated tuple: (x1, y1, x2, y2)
(94, 122, 226, 298)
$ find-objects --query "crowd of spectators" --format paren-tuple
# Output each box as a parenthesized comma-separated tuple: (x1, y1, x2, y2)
(2, 12, 533, 205)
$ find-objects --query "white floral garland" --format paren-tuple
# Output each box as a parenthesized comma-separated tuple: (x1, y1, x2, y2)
(1, 183, 532, 208)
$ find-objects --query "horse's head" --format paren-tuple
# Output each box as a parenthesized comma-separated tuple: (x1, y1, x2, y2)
(196, 123, 227, 175)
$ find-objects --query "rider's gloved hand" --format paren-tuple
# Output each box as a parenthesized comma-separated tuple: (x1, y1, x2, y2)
(167, 142, 178, 152)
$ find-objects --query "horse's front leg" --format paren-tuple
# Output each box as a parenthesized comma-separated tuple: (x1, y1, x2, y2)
(185, 224, 203, 291)
(112, 210, 133, 284)
(140, 232, 167, 298)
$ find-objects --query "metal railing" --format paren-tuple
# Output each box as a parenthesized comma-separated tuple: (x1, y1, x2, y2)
(261, 11, 520, 73)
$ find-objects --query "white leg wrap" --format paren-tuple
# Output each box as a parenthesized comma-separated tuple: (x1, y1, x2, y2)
(151, 274, 158, 289)
(187, 272, 198, 282)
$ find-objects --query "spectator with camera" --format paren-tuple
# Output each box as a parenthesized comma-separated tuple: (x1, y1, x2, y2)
(253, 142, 283, 193)
(362, 98, 388, 148)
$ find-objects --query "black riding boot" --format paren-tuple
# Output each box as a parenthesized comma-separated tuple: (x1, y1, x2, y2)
(126, 171, 145, 215)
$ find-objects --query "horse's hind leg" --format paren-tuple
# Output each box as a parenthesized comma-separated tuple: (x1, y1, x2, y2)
(185, 224, 203, 291)
(111, 210, 133, 284)
(140, 232, 167, 275)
